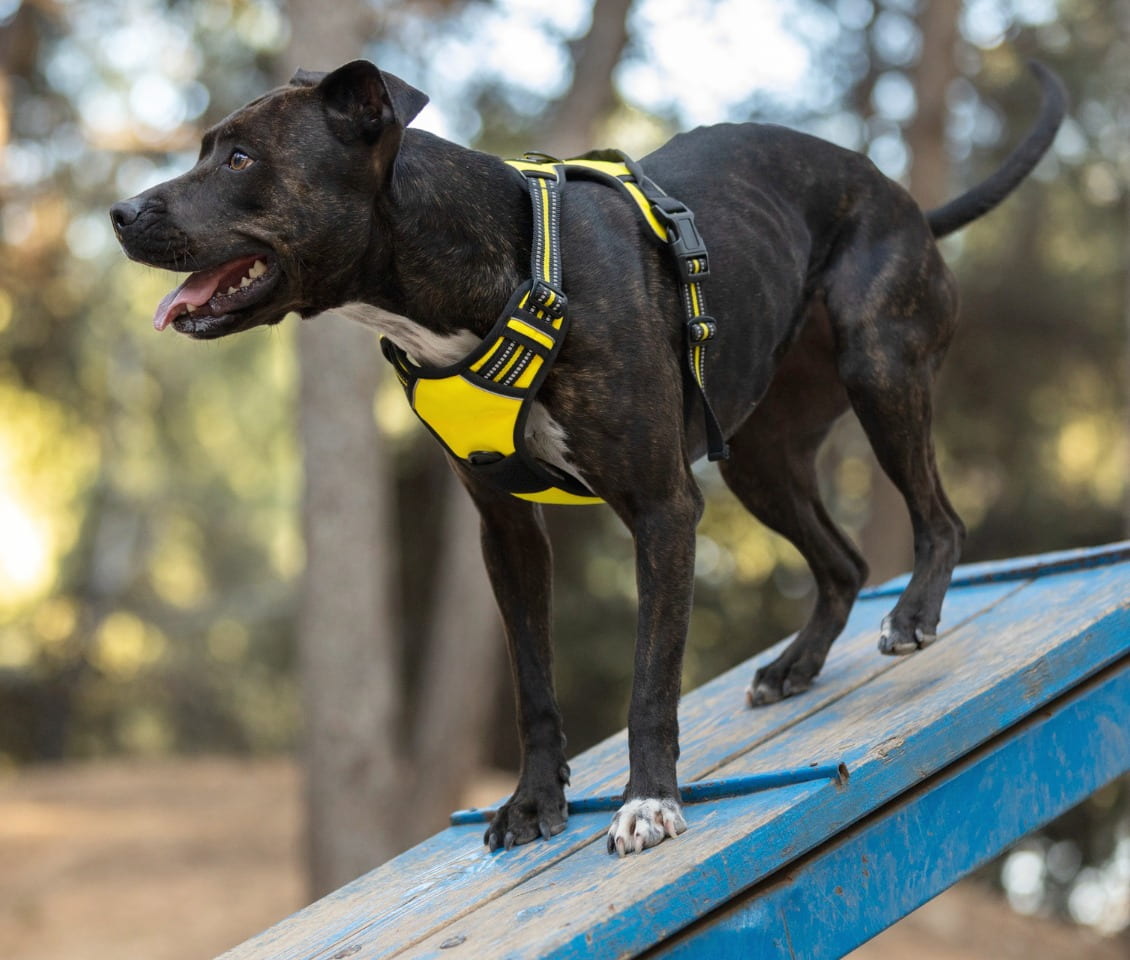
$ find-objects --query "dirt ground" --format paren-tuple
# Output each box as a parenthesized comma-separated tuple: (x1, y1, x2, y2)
(0, 758, 1122, 960)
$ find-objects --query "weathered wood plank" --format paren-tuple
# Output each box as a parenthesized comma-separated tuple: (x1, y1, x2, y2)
(650, 658, 1130, 959)
(371, 564, 1130, 959)
(220, 549, 1129, 960)
(862, 538, 1130, 598)
(219, 579, 1019, 960)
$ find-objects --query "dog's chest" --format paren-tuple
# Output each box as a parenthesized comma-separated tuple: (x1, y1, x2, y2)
(336, 303, 478, 366)
(335, 303, 580, 479)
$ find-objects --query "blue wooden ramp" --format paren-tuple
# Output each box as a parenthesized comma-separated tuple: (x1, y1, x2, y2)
(221, 542, 1130, 960)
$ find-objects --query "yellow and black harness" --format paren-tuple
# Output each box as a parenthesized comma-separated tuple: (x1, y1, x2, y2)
(381, 151, 728, 506)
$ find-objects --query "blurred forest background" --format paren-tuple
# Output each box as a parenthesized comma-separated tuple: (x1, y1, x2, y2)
(1, 0, 1128, 943)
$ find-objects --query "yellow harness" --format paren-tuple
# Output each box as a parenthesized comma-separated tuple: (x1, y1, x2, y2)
(381, 152, 727, 506)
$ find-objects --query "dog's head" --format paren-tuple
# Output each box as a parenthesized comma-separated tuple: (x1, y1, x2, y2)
(110, 60, 428, 339)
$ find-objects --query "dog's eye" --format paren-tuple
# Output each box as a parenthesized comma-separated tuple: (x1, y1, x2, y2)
(227, 150, 255, 172)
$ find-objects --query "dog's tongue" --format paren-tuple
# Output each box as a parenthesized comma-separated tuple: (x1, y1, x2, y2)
(152, 256, 256, 331)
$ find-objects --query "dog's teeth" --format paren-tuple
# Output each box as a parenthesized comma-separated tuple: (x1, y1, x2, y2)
(227, 285, 238, 294)
(240, 276, 252, 288)
(186, 304, 197, 313)
(249, 260, 266, 278)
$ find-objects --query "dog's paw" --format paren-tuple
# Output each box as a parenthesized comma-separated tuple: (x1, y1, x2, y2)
(484, 773, 569, 852)
(605, 797, 686, 856)
(745, 662, 813, 708)
(878, 615, 937, 656)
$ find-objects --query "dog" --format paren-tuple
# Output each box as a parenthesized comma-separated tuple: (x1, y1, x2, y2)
(111, 59, 1066, 856)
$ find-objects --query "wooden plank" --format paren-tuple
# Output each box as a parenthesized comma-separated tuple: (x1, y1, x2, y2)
(649, 658, 1130, 959)
(862, 538, 1130, 598)
(219, 578, 1020, 960)
(536, 578, 1023, 798)
(367, 564, 1130, 959)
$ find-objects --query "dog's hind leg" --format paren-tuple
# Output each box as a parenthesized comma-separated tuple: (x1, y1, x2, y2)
(828, 220, 966, 656)
(721, 306, 869, 706)
(456, 469, 570, 850)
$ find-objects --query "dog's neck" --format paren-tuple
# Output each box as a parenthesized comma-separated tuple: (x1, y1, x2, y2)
(361, 130, 530, 342)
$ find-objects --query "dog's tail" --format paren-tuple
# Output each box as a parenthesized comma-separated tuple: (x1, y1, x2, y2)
(925, 62, 1067, 239)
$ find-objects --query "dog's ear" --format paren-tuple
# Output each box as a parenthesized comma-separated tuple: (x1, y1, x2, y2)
(317, 60, 429, 146)
(290, 67, 326, 88)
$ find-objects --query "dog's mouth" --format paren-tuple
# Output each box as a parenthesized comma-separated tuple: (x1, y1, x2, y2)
(154, 254, 282, 339)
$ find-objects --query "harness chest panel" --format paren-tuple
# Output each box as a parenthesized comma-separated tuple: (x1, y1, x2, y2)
(381, 152, 727, 506)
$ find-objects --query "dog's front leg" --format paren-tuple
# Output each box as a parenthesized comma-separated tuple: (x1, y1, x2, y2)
(456, 468, 569, 851)
(606, 482, 704, 856)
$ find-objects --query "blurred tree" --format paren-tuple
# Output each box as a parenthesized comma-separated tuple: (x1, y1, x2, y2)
(278, 0, 503, 897)
(277, 0, 404, 895)
(538, 0, 634, 158)
(859, 0, 963, 582)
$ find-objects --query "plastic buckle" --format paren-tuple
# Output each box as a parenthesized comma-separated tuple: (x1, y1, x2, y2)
(530, 279, 568, 319)
(518, 153, 564, 184)
(687, 317, 717, 343)
(652, 197, 710, 282)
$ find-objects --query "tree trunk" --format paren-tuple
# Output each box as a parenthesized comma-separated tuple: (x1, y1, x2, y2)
(297, 315, 404, 894)
(858, 0, 962, 584)
(905, 0, 962, 210)
(406, 467, 502, 840)
(539, 0, 635, 158)
(278, 0, 405, 897)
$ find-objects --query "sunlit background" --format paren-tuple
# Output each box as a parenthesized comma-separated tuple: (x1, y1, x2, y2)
(1, 0, 1128, 954)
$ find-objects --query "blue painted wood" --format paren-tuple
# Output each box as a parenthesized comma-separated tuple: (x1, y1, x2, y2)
(218, 545, 1130, 960)
(861, 538, 1130, 598)
(375, 567, 1130, 960)
(220, 580, 1021, 960)
(652, 659, 1130, 959)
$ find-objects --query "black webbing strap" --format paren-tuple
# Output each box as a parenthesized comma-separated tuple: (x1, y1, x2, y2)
(616, 155, 729, 461)
(514, 160, 568, 321)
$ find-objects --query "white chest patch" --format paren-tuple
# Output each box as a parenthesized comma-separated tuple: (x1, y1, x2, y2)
(337, 302, 584, 485)
(335, 302, 478, 367)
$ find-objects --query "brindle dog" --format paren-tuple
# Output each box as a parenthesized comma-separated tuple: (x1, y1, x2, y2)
(111, 61, 1066, 856)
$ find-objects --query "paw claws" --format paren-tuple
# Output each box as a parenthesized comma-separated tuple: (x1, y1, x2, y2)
(605, 798, 687, 856)
(484, 781, 569, 852)
(879, 616, 939, 656)
(663, 811, 684, 839)
(916, 628, 938, 648)
(782, 675, 811, 698)
(746, 679, 784, 708)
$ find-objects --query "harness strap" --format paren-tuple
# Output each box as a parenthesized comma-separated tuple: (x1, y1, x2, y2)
(609, 154, 730, 461)
(509, 160, 568, 319)
(382, 151, 730, 507)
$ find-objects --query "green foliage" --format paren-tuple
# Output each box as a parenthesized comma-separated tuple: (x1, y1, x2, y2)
(0, 0, 299, 762)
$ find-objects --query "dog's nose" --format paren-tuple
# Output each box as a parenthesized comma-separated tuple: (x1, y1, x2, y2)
(109, 197, 145, 233)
